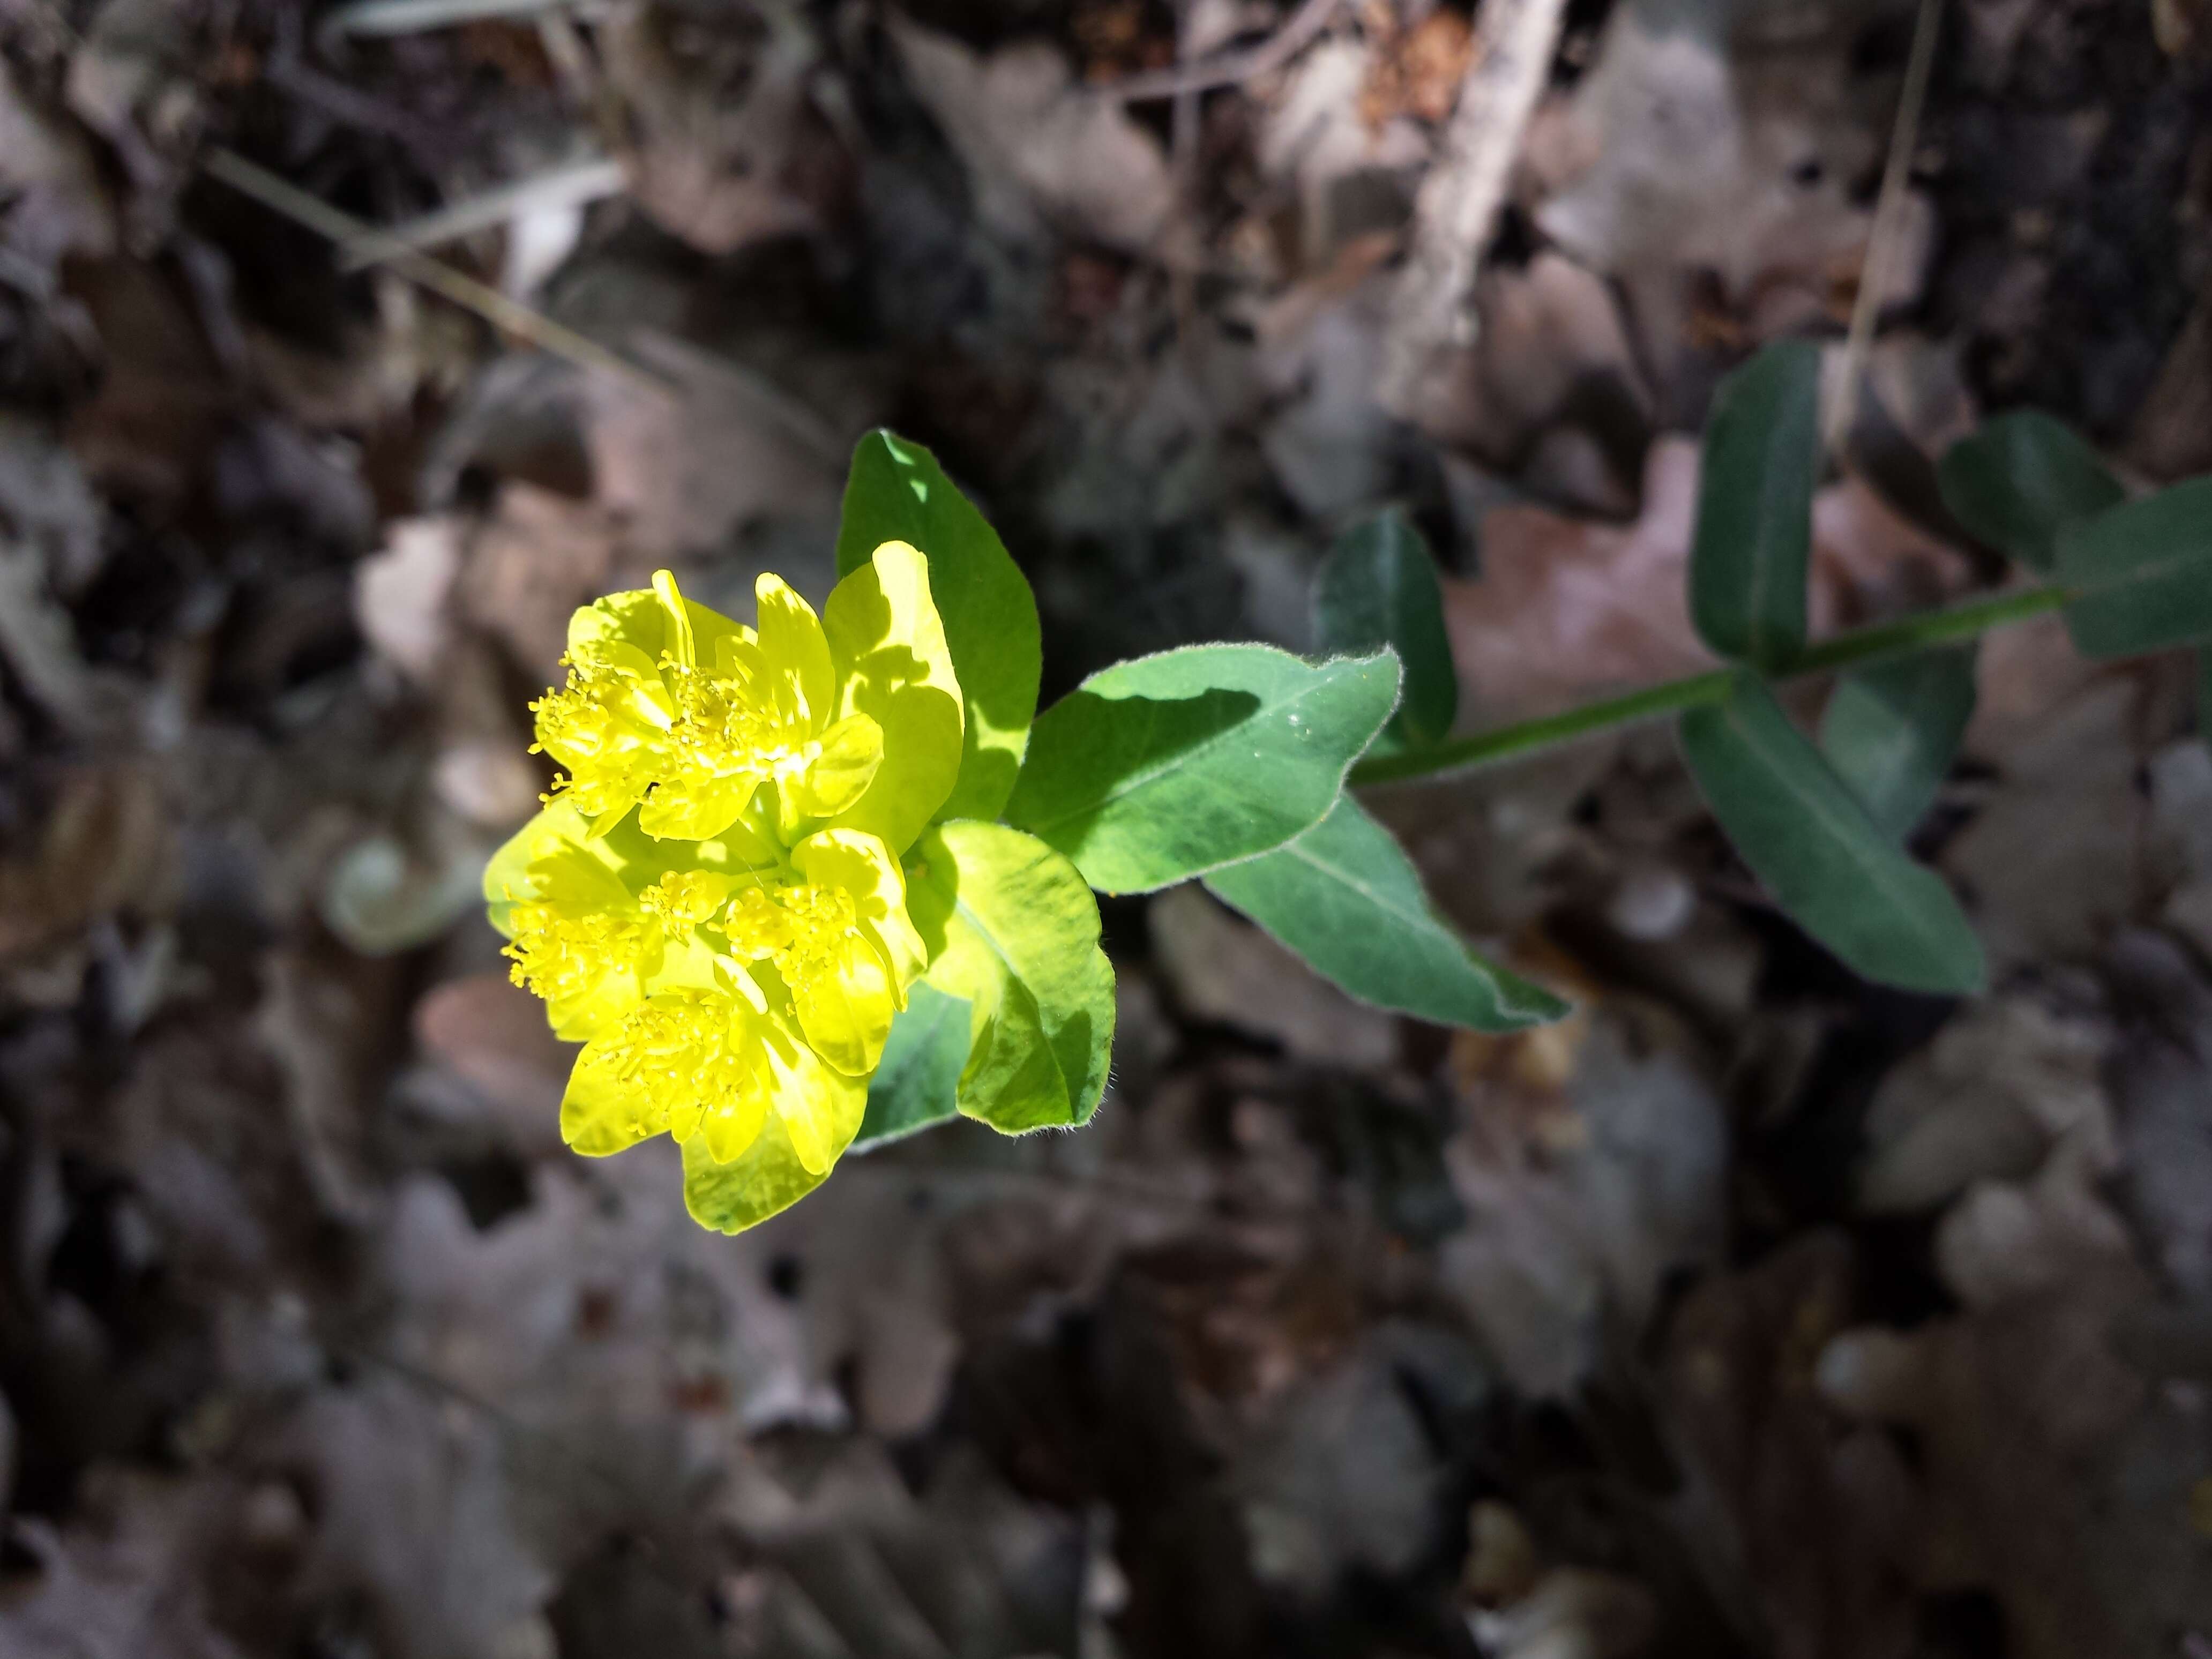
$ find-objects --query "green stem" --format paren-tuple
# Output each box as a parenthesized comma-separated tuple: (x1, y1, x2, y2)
(1351, 582, 2075, 788)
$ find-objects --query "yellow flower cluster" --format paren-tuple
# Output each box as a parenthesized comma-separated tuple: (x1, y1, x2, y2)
(485, 543, 964, 1227)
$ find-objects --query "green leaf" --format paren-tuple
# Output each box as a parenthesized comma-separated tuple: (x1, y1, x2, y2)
(1312, 509, 1458, 749)
(1004, 644, 1401, 893)
(1203, 796, 1568, 1032)
(1679, 676, 1985, 995)
(1935, 411, 2124, 573)
(1690, 339, 1822, 669)
(850, 983, 971, 1152)
(2056, 478, 2212, 659)
(907, 821, 1116, 1133)
(1818, 646, 1977, 843)
(835, 431, 1042, 823)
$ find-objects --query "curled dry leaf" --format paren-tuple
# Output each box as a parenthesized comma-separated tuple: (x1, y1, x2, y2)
(1446, 435, 1976, 720)
(601, 1, 845, 256)
(0, 766, 169, 967)
(1148, 885, 1399, 1069)
(890, 17, 1184, 257)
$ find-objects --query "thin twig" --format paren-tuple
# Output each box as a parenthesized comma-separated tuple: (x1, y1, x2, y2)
(323, 0, 604, 38)
(1374, 0, 1570, 415)
(199, 148, 671, 396)
(1823, 0, 1944, 456)
(1103, 0, 1346, 102)
(337, 156, 626, 271)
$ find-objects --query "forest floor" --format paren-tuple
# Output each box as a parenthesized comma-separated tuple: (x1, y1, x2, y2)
(2, 0, 2212, 1655)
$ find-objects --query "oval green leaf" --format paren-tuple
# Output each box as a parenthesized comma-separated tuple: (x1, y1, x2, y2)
(1818, 645, 1977, 843)
(835, 431, 1042, 822)
(1680, 676, 1985, 994)
(1004, 644, 1401, 893)
(1203, 796, 1568, 1032)
(1690, 339, 1821, 670)
(907, 821, 1116, 1133)
(1313, 509, 1458, 749)
(849, 983, 973, 1153)
(2055, 477, 2212, 659)
(1935, 411, 2124, 574)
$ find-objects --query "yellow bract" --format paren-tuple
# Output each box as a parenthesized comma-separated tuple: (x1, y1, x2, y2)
(486, 544, 962, 1228)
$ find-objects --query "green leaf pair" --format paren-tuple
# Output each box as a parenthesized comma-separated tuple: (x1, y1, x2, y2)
(1682, 349, 2212, 995)
(843, 448, 1563, 1160)
(1941, 408, 2212, 660)
(1684, 342, 1985, 993)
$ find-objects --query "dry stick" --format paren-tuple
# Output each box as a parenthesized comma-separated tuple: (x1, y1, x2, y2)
(1822, 0, 1945, 455)
(323, 0, 599, 36)
(199, 148, 672, 397)
(1375, 0, 1569, 415)
(335, 155, 627, 270)
(1105, 0, 1347, 102)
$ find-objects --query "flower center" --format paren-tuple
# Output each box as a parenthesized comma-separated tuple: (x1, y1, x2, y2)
(664, 663, 817, 782)
(504, 902, 652, 1005)
(722, 881, 859, 987)
(595, 992, 767, 1127)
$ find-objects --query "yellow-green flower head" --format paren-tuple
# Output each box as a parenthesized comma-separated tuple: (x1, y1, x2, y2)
(531, 542, 963, 855)
(487, 541, 966, 1228)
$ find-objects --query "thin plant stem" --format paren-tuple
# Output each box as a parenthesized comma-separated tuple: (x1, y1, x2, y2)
(1350, 582, 2074, 787)
(200, 148, 671, 396)
(1824, 0, 1945, 453)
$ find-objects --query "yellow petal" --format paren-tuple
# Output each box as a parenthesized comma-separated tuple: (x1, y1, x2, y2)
(559, 1040, 671, 1156)
(755, 574, 836, 733)
(638, 569, 752, 674)
(781, 713, 884, 827)
(566, 588, 663, 663)
(789, 931, 896, 1077)
(652, 570, 698, 668)
(793, 829, 927, 989)
(686, 1058, 769, 1164)
(570, 991, 784, 1166)
(484, 798, 595, 921)
(759, 1013, 865, 1174)
(638, 770, 760, 841)
(823, 541, 964, 854)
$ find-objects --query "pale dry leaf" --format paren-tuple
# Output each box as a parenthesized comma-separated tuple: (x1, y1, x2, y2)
(1945, 674, 2162, 974)
(1443, 436, 1714, 719)
(0, 64, 118, 275)
(1440, 1011, 1725, 1397)
(413, 972, 574, 1157)
(1148, 885, 1400, 1069)
(1258, 38, 1430, 268)
(1663, 1235, 1925, 1659)
(355, 516, 464, 686)
(459, 482, 622, 681)
(1858, 995, 2113, 1216)
(890, 17, 1183, 257)
(270, 1379, 560, 1659)
(1814, 1267, 2212, 1659)
(0, 765, 168, 964)
(1533, 11, 1880, 305)
(1400, 249, 1646, 475)
(0, 1470, 244, 1659)
(600, 1, 836, 256)
(582, 343, 850, 569)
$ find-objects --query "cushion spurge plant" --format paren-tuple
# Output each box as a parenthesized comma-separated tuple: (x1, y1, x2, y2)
(482, 432, 1575, 1233)
(482, 399, 2212, 1238)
